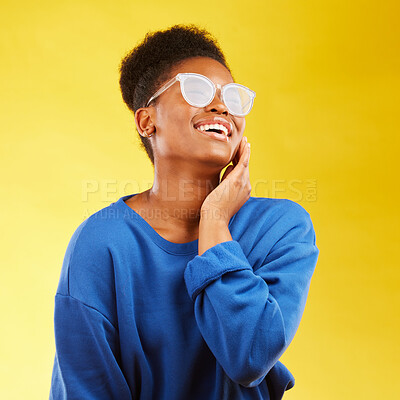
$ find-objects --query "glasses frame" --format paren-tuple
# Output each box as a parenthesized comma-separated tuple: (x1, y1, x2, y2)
(145, 72, 256, 117)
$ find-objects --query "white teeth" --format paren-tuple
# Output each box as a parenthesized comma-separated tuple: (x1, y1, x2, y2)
(196, 123, 229, 136)
(220, 124, 229, 135)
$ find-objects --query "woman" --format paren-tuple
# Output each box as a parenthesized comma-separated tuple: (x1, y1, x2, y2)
(49, 24, 319, 400)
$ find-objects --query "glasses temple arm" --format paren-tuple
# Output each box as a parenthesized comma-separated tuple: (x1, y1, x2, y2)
(145, 76, 178, 107)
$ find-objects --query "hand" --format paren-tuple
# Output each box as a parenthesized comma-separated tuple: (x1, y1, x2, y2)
(201, 136, 251, 223)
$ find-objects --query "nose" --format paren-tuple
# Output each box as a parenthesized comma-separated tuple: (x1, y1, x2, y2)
(204, 87, 229, 115)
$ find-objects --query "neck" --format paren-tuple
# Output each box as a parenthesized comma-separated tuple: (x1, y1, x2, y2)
(145, 164, 221, 231)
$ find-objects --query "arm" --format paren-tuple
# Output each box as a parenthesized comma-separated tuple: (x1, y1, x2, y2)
(50, 220, 132, 399)
(50, 295, 132, 400)
(198, 211, 233, 256)
(184, 202, 319, 388)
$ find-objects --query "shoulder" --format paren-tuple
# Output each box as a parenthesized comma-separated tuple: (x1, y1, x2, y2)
(238, 196, 312, 228)
(65, 197, 136, 254)
(235, 196, 316, 250)
(248, 195, 310, 211)
(55, 202, 129, 321)
(241, 197, 319, 274)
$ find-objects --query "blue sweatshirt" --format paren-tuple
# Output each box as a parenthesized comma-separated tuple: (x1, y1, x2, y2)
(49, 193, 319, 400)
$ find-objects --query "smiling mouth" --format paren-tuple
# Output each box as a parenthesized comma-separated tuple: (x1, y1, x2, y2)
(194, 126, 231, 142)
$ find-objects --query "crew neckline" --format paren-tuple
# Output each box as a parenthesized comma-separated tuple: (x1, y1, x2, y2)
(115, 193, 236, 255)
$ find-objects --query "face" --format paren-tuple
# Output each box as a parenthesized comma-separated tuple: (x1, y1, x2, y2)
(136, 56, 246, 169)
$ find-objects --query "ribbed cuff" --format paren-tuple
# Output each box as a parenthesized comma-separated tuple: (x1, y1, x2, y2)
(184, 240, 252, 301)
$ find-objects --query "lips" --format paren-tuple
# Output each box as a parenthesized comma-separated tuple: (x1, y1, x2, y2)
(193, 116, 233, 136)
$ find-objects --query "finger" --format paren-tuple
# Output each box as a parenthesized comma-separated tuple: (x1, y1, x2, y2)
(239, 139, 250, 168)
(244, 142, 251, 167)
(233, 137, 246, 166)
(230, 139, 250, 180)
(232, 141, 241, 166)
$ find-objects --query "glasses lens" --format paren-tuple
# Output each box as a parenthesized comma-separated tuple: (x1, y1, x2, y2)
(224, 85, 253, 116)
(182, 75, 214, 106)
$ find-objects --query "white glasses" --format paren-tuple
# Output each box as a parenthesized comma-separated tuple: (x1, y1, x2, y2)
(145, 72, 256, 117)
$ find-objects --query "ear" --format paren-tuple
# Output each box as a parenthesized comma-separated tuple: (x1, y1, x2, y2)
(135, 107, 156, 137)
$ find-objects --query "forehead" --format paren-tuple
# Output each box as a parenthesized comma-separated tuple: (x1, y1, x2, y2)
(168, 56, 234, 84)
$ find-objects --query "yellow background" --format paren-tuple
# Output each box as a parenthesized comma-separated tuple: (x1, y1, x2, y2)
(1, 1, 398, 398)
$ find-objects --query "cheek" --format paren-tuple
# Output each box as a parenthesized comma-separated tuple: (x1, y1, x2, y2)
(158, 102, 194, 128)
(236, 118, 246, 134)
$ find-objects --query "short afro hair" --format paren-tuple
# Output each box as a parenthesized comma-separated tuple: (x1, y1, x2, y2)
(118, 24, 232, 165)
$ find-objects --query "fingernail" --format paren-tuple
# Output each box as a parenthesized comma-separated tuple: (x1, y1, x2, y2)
(244, 136, 247, 143)
(248, 143, 251, 149)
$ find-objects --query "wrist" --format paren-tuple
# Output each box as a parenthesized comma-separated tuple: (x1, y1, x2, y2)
(198, 210, 232, 256)
(200, 207, 230, 226)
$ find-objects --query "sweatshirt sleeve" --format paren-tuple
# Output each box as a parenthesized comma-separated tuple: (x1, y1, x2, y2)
(49, 218, 132, 399)
(184, 202, 319, 388)
(49, 294, 132, 400)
